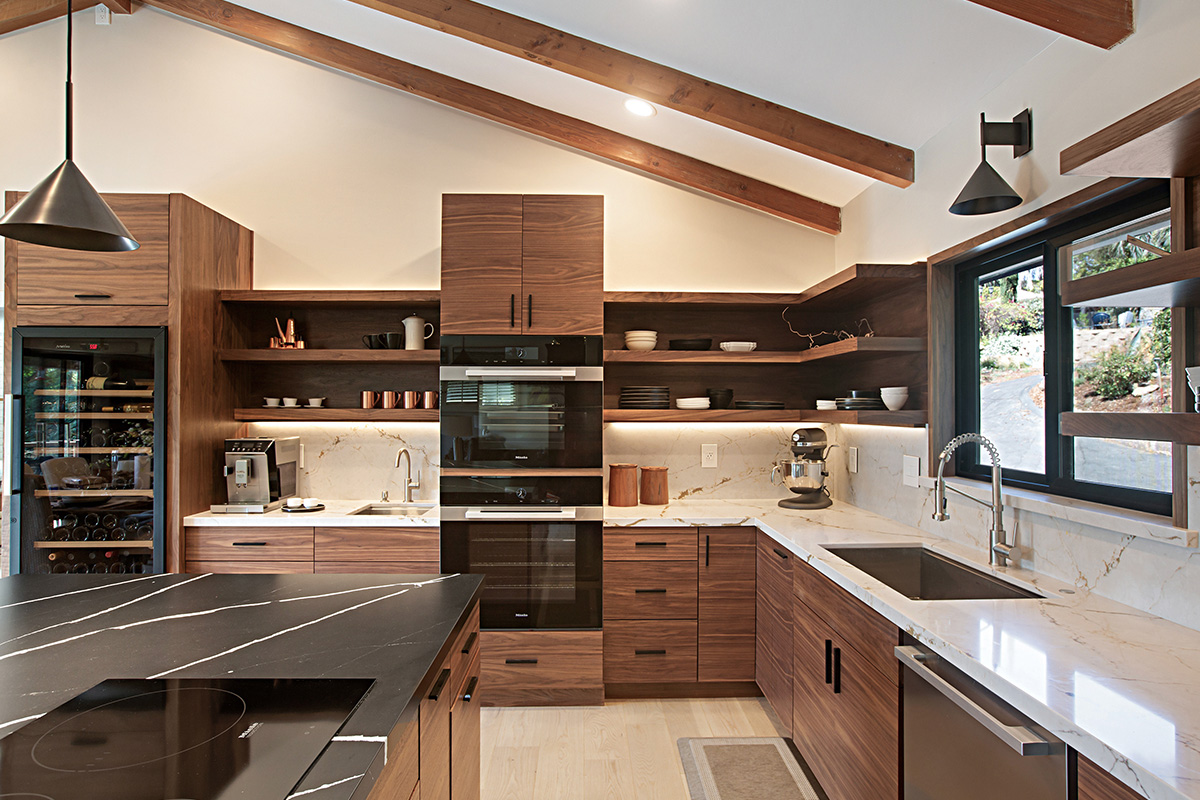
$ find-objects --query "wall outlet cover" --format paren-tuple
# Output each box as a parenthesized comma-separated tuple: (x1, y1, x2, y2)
(96, 6, 112, 24)
(701, 443, 718, 469)
(903, 455, 920, 488)
(848, 446, 859, 474)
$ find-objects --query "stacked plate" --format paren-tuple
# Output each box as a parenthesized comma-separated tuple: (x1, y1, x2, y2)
(735, 400, 785, 410)
(619, 386, 670, 409)
(676, 396, 711, 410)
(815, 400, 837, 411)
(719, 341, 758, 352)
(836, 396, 886, 410)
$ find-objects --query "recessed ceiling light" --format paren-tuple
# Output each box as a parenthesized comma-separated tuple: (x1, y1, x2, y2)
(624, 97, 657, 117)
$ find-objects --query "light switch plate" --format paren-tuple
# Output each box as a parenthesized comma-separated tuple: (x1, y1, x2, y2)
(701, 444, 718, 469)
(848, 447, 859, 474)
(96, 6, 112, 24)
(903, 455, 920, 488)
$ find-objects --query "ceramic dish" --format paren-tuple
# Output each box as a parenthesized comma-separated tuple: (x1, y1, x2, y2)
(719, 341, 758, 352)
(281, 503, 326, 513)
(668, 338, 713, 350)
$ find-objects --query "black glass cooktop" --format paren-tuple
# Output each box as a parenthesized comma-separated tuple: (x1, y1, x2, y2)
(0, 678, 375, 800)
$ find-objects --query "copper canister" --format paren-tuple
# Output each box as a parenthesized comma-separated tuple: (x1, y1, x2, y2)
(608, 464, 638, 507)
(639, 466, 669, 505)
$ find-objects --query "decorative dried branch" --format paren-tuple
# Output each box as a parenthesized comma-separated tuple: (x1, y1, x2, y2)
(782, 307, 875, 349)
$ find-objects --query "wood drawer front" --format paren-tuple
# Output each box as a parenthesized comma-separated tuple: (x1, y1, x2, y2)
(184, 560, 314, 574)
(314, 527, 439, 562)
(604, 528, 697, 561)
(1077, 755, 1143, 800)
(480, 630, 603, 707)
(451, 603, 481, 697)
(314, 561, 440, 575)
(14, 305, 170, 327)
(603, 619, 697, 683)
(365, 715, 419, 800)
(15, 194, 170, 306)
(793, 557, 898, 684)
(604, 561, 697, 620)
(185, 527, 314, 561)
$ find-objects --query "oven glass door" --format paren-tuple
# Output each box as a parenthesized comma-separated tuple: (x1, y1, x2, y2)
(441, 520, 602, 629)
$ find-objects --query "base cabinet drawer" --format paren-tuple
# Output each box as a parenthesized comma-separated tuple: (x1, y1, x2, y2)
(603, 619, 697, 683)
(314, 527, 439, 563)
(603, 528, 697, 561)
(480, 630, 603, 707)
(185, 560, 313, 574)
(603, 561, 697, 620)
(185, 527, 314, 562)
(314, 561, 440, 575)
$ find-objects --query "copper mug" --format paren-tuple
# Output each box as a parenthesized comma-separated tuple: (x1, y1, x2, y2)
(361, 390, 380, 409)
(423, 390, 439, 409)
(403, 391, 421, 409)
(381, 391, 400, 409)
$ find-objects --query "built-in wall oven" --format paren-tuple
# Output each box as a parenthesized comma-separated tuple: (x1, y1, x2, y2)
(439, 335, 604, 631)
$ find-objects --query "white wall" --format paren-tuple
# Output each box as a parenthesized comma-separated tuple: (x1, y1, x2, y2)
(0, 8, 835, 292)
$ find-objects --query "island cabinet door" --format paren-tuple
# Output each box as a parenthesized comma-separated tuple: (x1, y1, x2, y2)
(698, 528, 756, 682)
(450, 651, 482, 800)
(420, 662, 455, 800)
(755, 532, 793, 734)
(1077, 754, 1144, 800)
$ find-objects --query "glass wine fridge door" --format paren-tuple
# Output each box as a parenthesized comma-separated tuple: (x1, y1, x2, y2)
(9, 327, 166, 575)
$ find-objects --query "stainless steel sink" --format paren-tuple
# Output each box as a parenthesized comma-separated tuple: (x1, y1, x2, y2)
(823, 545, 1042, 600)
(349, 503, 436, 517)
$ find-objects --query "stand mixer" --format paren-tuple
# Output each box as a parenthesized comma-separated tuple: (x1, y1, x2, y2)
(771, 429, 839, 510)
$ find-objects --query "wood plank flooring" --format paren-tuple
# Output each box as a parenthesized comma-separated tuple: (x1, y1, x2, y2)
(481, 698, 785, 800)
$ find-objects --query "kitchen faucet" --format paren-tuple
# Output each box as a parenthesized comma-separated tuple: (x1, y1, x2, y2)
(395, 448, 421, 504)
(933, 433, 1019, 568)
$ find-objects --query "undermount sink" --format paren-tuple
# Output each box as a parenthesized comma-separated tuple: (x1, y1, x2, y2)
(349, 503, 436, 517)
(823, 545, 1043, 601)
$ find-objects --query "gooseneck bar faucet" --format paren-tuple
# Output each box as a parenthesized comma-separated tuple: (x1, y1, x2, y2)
(933, 433, 1020, 568)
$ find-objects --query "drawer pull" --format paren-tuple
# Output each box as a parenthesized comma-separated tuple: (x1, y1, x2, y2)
(429, 667, 451, 701)
(505, 658, 538, 665)
(635, 541, 668, 547)
(833, 648, 841, 694)
(634, 588, 667, 594)
(74, 293, 112, 299)
(232, 541, 268, 547)
(463, 675, 478, 703)
(824, 639, 833, 684)
(773, 547, 789, 560)
(461, 630, 478, 655)
(635, 649, 667, 656)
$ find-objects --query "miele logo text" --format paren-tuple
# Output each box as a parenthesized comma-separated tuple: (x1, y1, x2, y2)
(239, 722, 262, 739)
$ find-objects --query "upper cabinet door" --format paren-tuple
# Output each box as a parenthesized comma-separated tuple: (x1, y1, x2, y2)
(13, 194, 170, 306)
(440, 194, 524, 335)
(520, 195, 604, 335)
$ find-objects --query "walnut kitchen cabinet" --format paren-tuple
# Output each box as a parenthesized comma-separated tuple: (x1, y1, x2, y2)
(479, 630, 603, 706)
(440, 194, 603, 335)
(698, 527, 757, 682)
(1077, 754, 1145, 800)
(313, 527, 439, 574)
(185, 526, 440, 575)
(755, 531, 794, 733)
(183, 527, 314, 574)
(791, 556, 900, 800)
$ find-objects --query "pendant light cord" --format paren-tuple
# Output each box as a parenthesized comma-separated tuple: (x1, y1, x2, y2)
(66, 0, 73, 161)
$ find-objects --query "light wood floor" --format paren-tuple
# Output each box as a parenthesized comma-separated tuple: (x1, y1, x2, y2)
(481, 698, 785, 800)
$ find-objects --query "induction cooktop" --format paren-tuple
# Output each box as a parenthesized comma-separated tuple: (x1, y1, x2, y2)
(0, 678, 375, 800)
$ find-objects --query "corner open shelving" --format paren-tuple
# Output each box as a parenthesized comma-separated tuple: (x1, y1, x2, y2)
(219, 349, 439, 364)
(603, 408, 926, 425)
(233, 408, 438, 422)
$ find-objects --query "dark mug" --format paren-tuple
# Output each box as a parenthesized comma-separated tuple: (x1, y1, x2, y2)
(362, 334, 385, 349)
(383, 332, 404, 349)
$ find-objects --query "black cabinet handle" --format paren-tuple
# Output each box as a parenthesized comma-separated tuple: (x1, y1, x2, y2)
(461, 631, 478, 655)
(635, 649, 667, 656)
(232, 541, 267, 547)
(824, 640, 833, 684)
(463, 675, 478, 703)
(10, 394, 23, 495)
(705, 535, 710, 567)
(635, 541, 667, 548)
(429, 667, 451, 701)
(833, 648, 841, 694)
(528, 294, 533, 328)
(773, 547, 789, 560)
(510, 294, 515, 327)
(635, 588, 667, 594)
(74, 293, 112, 299)
(506, 658, 538, 665)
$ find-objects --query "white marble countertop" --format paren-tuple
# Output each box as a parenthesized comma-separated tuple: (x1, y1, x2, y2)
(184, 501, 438, 527)
(185, 496, 1199, 798)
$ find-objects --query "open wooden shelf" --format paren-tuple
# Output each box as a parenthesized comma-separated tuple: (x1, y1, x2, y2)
(798, 409, 927, 426)
(794, 336, 926, 364)
(604, 291, 806, 305)
(34, 541, 154, 550)
(219, 349, 440, 364)
(1060, 411, 1200, 445)
(1061, 76, 1200, 177)
(220, 289, 440, 306)
(234, 408, 439, 422)
(604, 408, 798, 423)
(35, 412, 152, 420)
(1060, 247, 1200, 307)
(790, 263, 926, 312)
(35, 389, 154, 398)
(604, 338, 925, 365)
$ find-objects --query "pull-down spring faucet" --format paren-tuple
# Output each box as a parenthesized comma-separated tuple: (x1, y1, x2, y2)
(933, 433, 1019, 568)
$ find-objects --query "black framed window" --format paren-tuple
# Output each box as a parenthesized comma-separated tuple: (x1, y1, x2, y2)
(954, 182, 1173, 516)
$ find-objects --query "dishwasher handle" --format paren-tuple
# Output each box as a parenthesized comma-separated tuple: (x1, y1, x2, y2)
(895, 645, 1053, 756)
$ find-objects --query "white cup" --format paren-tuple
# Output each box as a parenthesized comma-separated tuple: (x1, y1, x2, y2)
(286, 497, 302, 508)
(308, 397, 325, 407)
(264, 397, 281, 407)
(282, 397, 299, 407)
(303, 497, 320, 508)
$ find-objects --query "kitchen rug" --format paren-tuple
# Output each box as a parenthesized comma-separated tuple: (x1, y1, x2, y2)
(677, 737, 822, 800)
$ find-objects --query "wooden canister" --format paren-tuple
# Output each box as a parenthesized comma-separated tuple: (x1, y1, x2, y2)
(639, 466, 669, 505)
(609, 464, 639, 507)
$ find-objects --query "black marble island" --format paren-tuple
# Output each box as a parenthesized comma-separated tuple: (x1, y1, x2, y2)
(0, 572, 483, 800)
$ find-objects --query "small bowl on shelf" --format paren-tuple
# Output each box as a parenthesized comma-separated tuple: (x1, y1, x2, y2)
(676, 397, 711, 410)
(815, 400, 837, 411)
(624, 330, 658, 351)
(880, 387, 909, 411)
(719, 341, 758, 352)
(705, 388, 734, 409)
(668, 338, 713, 351)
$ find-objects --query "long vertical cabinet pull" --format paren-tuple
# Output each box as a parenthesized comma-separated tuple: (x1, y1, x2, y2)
(824, 640, 833, 684)
(527, 294, 533, 328)
(510, 294, 516, 328)
(832, 648, 842, 694)
(705, 535, 710, 567)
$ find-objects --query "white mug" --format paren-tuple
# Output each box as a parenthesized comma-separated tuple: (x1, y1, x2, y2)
(282, 397, 299, 407)
(402, 315, 436, 351)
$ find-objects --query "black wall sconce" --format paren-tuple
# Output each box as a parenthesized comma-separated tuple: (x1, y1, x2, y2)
(949, 109, 1033, 216)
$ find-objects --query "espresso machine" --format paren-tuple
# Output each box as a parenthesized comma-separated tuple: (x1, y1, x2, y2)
(211, 438, 300, 513)
(771, 429, 839, 510)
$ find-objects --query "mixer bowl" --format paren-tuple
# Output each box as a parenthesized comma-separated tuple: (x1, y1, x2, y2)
(770, 459, 826, 494)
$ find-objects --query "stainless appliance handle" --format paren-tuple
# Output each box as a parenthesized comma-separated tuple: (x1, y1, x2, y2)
(464, 507, 578, 521)
(463, 368, 577, 379)
(895, 645, 1052, 756)
(5, 395, 22, 496)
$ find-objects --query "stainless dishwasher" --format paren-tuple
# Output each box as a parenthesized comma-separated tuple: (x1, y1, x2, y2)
(897, 644, 1067, 800)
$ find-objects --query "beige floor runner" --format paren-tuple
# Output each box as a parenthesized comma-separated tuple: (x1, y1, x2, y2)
(677, 737, 822, 800)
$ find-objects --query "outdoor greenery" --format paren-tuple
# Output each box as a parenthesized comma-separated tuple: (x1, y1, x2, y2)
(1079, 347, 1154, 401)
(979, 296, 1042, 338)
(1150, 308, 1172, 366)
(1070, 226, 1171, 280)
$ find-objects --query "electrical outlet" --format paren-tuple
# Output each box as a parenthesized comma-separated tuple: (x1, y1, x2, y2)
(96, 6, 112, 24)
(848, 446, 859, 474)
(903, 455, 920, 488)
(701, 444, 718, 469)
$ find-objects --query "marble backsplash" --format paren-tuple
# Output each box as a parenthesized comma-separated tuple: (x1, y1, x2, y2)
(245, 422, 440, 504)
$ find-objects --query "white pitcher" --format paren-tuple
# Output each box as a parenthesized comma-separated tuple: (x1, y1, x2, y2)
(402, 314, 435, 350)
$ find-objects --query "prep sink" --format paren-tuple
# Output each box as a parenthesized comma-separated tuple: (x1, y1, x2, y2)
(823, 546, 1042, 600)
(349, 503, 436, 517)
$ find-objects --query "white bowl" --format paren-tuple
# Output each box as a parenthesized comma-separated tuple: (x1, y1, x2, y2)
(719, 341, 758, 352)
(880, 386, 908, 392)
(625, 330, 657, 337)
(882, 395, 908, 411)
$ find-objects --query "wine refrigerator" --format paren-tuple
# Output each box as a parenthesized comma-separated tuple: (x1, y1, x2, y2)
(8, 328, 167, 575)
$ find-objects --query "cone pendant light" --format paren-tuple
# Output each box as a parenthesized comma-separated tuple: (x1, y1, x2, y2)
(0, 1, 138, 251)
(949, 110, 1032, 217)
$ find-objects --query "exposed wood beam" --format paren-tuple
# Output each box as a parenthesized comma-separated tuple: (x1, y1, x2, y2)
(347, 0, 915, 188)
(966, 0, 1133, 49)
(101, 0, 135, 12)
(0, 0, 101, 36)
(141, 0, 841, 233)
